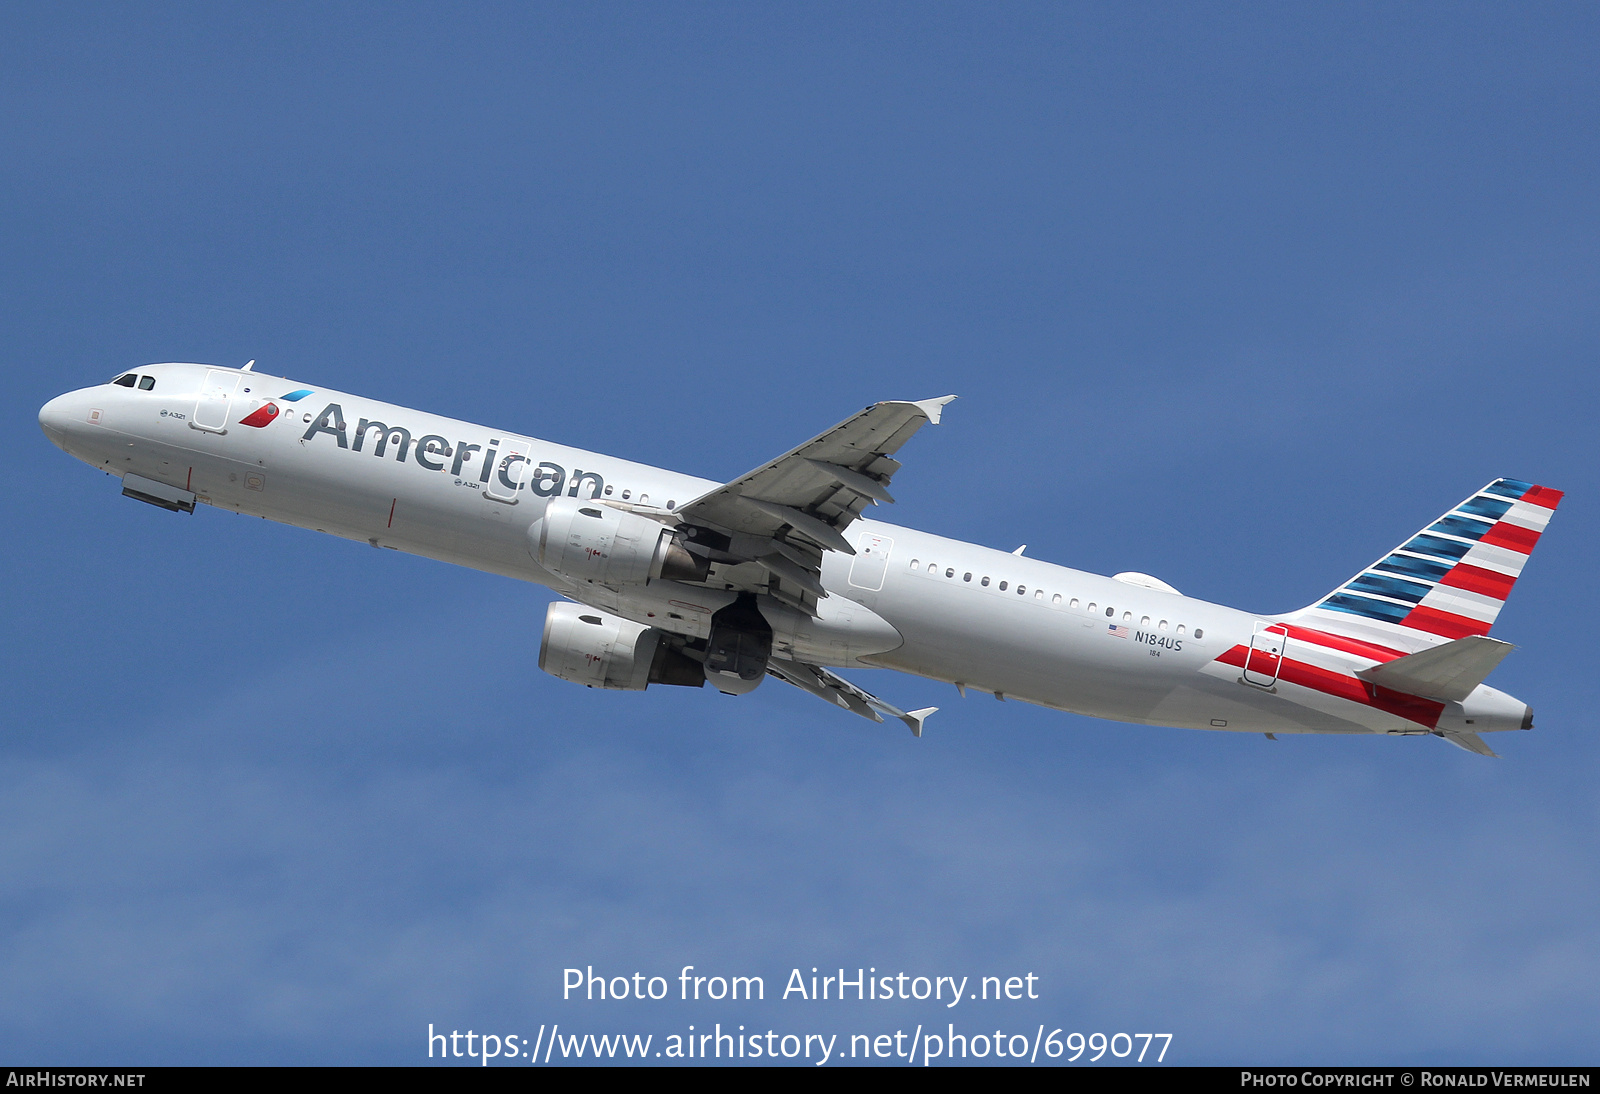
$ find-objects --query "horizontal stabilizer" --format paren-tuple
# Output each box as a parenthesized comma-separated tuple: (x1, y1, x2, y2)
(1355, 635, 1514, 702)
(1439, 730, 1499, 758)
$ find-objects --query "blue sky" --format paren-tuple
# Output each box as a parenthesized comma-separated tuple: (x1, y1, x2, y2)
(4, 2, 1598, 1065)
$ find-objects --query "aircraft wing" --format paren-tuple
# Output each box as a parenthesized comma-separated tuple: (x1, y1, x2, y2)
(767, 657, 937, 737)
(673, 396, 955, 610)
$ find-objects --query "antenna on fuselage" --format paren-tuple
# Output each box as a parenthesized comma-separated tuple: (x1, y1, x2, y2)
(242, 360, 255, 371)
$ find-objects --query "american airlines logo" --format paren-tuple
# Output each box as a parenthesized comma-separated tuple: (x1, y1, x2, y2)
(239, 402, 280, 427)
(241, 389, 313, 429)
(300, 402, 608, 499)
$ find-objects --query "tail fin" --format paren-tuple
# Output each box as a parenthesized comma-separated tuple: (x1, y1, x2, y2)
(1286, 478, 1562, 653)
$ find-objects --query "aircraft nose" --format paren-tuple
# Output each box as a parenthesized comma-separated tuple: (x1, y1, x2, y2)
(39, 388, 101, 453)
(38, 393, 74, 447)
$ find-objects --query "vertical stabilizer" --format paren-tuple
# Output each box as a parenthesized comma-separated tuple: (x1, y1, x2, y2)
(1286, 478, 1561, 654)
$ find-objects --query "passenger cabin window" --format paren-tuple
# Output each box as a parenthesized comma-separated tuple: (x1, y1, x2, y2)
(998, 581, 1008, 591)
(1087, 602, 1096, 612)
(1177, 624, 1186, 635)
(1141, 616, 1150, 626)
(1035, 589, 1044, 600)
(1159, 620, 1168, 630)
(1194, 629, 1204, 639)
(981, 577, 991, 587)
(1071, 598, 1080, 609)
(910, 559, 920, 568)
(945, 568, 955, 578)
(964, 573, 972, 582)
(1016, 585, 1025, 595)
(1123, 611, 1133, 622)
(113, 374, 136, 387)
(1052, 594, 1062, 605)
(1106, 607, 1115, 617)
(138, 376, 155, 390)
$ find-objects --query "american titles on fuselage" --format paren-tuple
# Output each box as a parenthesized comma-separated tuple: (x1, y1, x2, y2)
(302, 402, 610, 502)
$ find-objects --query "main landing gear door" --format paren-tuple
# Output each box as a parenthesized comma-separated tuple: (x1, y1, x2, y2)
(191, 369, 242, 434)
(1243, 623, 1289, 688)
(484, 438, 534, 503)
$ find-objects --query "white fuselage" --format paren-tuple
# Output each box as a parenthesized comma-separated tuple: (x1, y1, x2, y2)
(39, 363, 1531, 741)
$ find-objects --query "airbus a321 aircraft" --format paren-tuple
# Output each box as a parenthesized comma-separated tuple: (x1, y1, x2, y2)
(40, 363, 1561, 756)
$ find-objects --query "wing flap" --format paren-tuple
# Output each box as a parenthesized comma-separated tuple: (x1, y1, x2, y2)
(806, 458, 895, 504)
(751, 551, 829, 597)
(768, 658, 936, 736)
(746, 499, 857, 555)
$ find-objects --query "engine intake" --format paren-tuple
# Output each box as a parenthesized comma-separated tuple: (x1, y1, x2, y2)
(539, 602, 703, 691)
(529, 498, 708, 586)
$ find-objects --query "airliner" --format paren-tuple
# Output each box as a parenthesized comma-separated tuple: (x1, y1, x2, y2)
(39, 363, 1561, 756)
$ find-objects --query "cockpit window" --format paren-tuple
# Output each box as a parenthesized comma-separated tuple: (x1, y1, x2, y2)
(138, 376, 155, 390)
(113, 374, 137, 387)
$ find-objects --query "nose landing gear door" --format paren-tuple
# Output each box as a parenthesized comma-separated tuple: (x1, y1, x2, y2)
(1242, 623, 1289, 688)
(191, 370, 242, 434)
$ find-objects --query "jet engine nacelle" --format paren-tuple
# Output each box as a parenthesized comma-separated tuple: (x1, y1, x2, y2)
(539, 601, 704, 691)
(529, 498, 707, 586)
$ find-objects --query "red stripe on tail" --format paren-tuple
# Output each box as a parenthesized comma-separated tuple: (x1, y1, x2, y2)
(1215, 645, 1444, 728)
(1479, 521, 1540, 554)
(1521, 485, 1563, 510)
(1400, 605, 1492, 639)
(1278, 624, 1408, 663)
(1439, 563, 1516, 600)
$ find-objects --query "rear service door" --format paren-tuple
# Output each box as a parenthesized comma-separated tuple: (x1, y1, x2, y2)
(1243, 623, 1289, 687)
